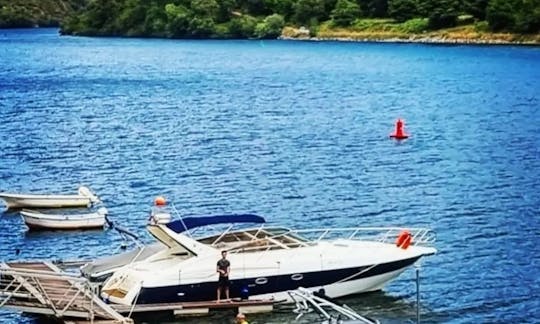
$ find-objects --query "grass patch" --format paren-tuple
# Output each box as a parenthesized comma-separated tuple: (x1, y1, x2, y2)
(283, 18, 540, 44)
(292, 18, 540, 44)
(322, 18, 429, 36)
(318, 18, 428, 39)
(399, 18, 429, 33)
(351, 18, 396, 31)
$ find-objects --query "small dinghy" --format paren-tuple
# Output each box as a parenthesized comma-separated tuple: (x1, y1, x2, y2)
(0, 186, 99, 209)
(20, 207, 108, 230)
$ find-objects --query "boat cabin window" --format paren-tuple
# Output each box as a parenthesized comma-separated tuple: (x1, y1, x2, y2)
(197, 227, 310, 252)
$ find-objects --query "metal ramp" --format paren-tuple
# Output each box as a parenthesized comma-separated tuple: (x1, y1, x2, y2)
(0, 262, 131, 323)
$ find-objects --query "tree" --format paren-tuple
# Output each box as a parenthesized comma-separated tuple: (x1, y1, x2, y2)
(428, 7, 458, 29)
(144, 4, 168, 36)
(264, 0, 295, 19)
(117, 0, 148, 34)
(388, 0, 419, 23)
(243, 0, 270, 16)
(486, 0, 516, 31)
(0, 6, 34, 28)
(366, 0, 389, 18)
(229, 15, 258, 38)
(188, 16, 215, 37)
(331, 0, 361, 26)
(513, 0, 540, 33)
(78, 0, 122, 34)
(191, 0, 219, 20)
(293, 0, 326, 25)
(56, 0, 540, 38)
(323, 0, 338, 15)
(419, 0, 458, 29)
(417, 0, 458, 16)
(255, 13, 285, 38)
(216, 0, 236, 23)
(165, 4, 191, 37)
(463, 0, 489, 20)
(2, 0, 87, 29)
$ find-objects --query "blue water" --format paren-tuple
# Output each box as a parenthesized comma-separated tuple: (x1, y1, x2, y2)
(1, 28, 539, 323)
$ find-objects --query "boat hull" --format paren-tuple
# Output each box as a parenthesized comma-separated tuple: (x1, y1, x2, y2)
(131, 256, 420, 304)
(0, 186, 98, 209)
(21, 211, 105, 230)
(0, 195, 92, 209)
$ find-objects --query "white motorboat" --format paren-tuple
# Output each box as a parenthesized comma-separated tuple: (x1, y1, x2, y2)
(98, 214, 436, 306)
(20, 207, 108, 230)
(0, 186, 99, 209)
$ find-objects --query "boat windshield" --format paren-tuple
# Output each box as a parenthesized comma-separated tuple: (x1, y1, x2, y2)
(197, 227, 311, 252)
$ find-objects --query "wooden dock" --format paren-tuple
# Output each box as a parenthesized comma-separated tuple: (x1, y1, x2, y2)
(0, 261, 130, 323)
(0, 261, 276, 322)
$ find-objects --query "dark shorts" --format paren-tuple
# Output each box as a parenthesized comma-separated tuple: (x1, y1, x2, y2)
(218, 276, 230, 288)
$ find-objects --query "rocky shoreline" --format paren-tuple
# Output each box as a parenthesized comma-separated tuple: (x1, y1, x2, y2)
(279, 35, 540, 46)
(279, 26, 540, 46)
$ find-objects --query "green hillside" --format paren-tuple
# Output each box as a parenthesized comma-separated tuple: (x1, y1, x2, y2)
(0, 0, 87, 28)
(2, 0, 539, 43)
(59, 0, 540, 42)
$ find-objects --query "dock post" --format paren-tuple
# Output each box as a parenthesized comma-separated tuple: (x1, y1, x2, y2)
(415, 265, 420, 324)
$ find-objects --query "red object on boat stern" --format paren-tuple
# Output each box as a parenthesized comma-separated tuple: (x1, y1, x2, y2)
(154, 196, 167, 206)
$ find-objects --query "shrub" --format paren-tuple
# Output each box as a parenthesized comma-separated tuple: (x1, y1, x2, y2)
(188, 16, 215, 38)
(401, 18, 428, 33)
(229, 15, 258, 38)
(474, 20, 489, 32)
(486, 0, 515, 31)
(428, 8, 458, 30)
(213, 23, 231, 38)
(255, 14, 285, 39)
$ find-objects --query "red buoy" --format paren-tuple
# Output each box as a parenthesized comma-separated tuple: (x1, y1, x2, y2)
(390, 118, 409, 140)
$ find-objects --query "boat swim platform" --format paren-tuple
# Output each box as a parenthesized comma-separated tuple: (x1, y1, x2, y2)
(0, 261, 276, 322)
(111, 298, 276, 316)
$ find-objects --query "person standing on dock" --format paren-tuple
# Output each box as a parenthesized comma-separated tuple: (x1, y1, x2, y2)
(216, 250, 230, 302)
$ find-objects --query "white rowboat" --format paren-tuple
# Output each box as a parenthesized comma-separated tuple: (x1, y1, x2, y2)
(21, 207, 108, 230)
(0, 186, 99, 209)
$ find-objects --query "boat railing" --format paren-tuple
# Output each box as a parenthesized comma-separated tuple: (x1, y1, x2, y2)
(226, 227, 434, 255)
(290, 227, 436, 247)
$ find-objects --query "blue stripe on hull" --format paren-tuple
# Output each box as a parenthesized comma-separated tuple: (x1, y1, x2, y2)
(137, 256, 420, 304)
